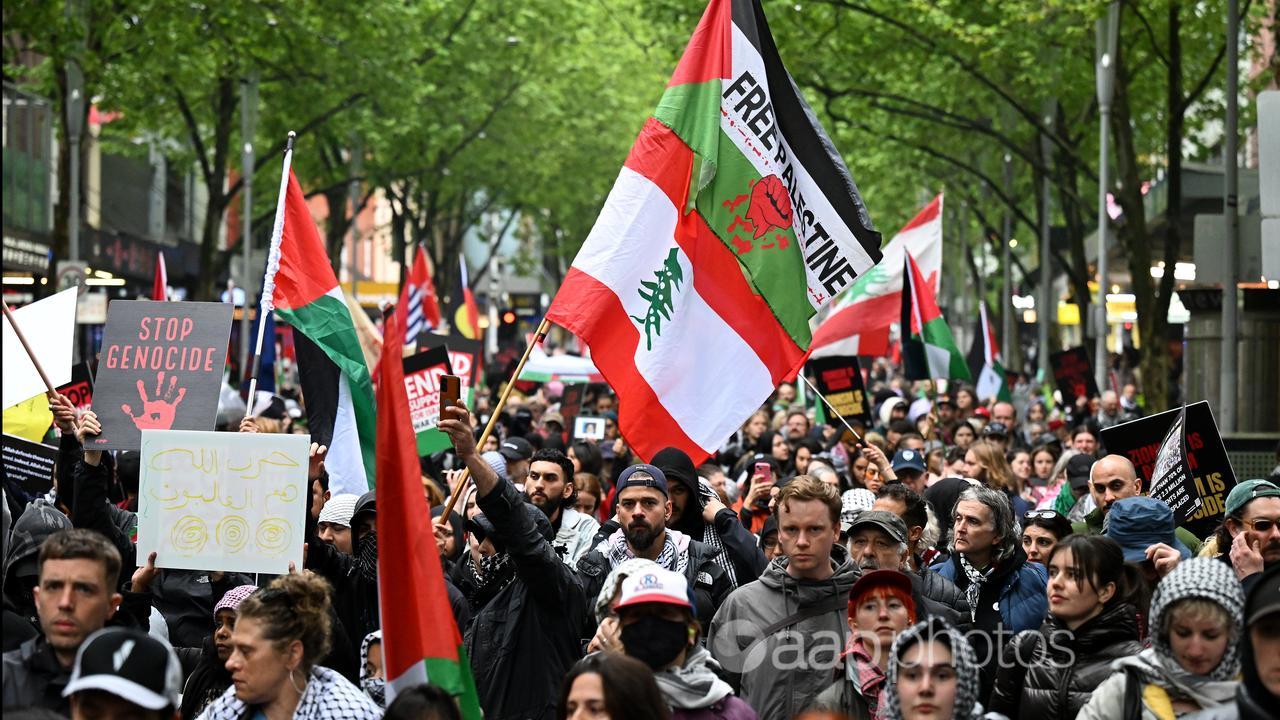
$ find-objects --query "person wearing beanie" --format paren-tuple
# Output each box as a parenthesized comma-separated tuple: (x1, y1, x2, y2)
(1078, 557, 1245, 719)
(653, 447, 766, 591)
(880, 617, 1006, 720)
(577, 463, 732, 633)
(316, 494, 360, 555)
(179, 584, 257, 719)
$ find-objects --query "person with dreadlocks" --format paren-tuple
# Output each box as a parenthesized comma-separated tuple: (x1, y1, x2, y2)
(439, 400, 587, 720)
(652, 447, 767, 591)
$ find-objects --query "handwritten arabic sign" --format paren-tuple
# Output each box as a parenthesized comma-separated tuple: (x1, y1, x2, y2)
(91, 301, 233, 450)
(138, 429, 309, 574)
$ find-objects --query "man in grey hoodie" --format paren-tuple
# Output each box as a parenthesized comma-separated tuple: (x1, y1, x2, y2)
(708, 475, 858, 720)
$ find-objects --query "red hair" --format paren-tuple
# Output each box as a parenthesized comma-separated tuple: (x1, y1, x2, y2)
(848, 585, 917, 625)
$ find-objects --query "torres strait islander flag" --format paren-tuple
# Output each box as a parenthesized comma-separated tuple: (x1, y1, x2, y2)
(546, 0, 882, 463)
(269, 170, 377, 495)
(901, 250, 970, 382)
(376, 306, 482, 716)
(810, 194, 944, 358)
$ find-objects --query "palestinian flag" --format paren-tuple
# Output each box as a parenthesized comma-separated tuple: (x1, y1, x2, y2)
(546, 0, 881, 462)
(901, 250, 969, 382)
(811, 194, 943, 358)
(967, 300, 1012, 402)
(269, 170, 376, 495)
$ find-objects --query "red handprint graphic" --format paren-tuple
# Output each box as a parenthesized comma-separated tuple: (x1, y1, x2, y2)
(122, 371, 187, 430)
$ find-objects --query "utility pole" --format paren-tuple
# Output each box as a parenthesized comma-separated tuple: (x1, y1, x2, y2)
(239, 72, 258, 378)
(1094, 2, 1120, 391)
(1039, 100, 1056, 381)
(347, 135, 363, 301)
(1220, 0, 1239, 432)
(64, 0, 85, 263)
(1001, 151, 1015, 366)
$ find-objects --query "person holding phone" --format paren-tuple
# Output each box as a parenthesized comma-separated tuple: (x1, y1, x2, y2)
(738, 455, 780, 534)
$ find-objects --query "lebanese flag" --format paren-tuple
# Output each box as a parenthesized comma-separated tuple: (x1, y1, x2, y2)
(269, 170, 376, 495)
(394, 243, 441, 349)
(901, 250, 970, 382)
(545, 0, 882, 462)
(967, 300, 1012, 402)
(152, 251, 168, 301)
(810, 194, 943, 358)
(375, 306, 483, 715)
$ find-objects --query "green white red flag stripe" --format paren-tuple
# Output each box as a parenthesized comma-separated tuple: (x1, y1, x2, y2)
(546, 0, 881, 462)
(376, 307, 482, 716)
(901, 250, 970, 382)
(811, 194, 943, 358)
(268, 170, 377, 495)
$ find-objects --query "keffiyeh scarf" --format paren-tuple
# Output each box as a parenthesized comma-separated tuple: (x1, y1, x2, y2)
(605, 527, 690, 575)
(958, 553, 993, 622)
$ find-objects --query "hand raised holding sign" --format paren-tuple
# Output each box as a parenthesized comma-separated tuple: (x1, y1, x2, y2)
(122, 371, 187, 430)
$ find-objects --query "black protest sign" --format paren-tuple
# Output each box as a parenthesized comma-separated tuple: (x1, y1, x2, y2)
(559, 383, 586, 432)
(57, 362, 95, 412)
(1050, 347, 1100, 404)
(807, 355, 872, 427)
(1146, 406, 1200, 524)
(403, 346, 454, 455)
(1101, 401, 1236, 538)
(2, 433, 58, 494)
(89, 301, 233, 450)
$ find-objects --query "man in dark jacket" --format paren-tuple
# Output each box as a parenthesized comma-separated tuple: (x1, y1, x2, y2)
(577, 463, 733, 633)
(873, 483, 969, 620)
(440, 402, 587, 720)
(306, 489, 380, 641)
(845, 510, 962, 627)
(1, 528, 122, 714)
(653, 447, 767, 590)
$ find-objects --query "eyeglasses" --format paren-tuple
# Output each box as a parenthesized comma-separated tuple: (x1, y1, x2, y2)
(1024, 510, 1060, 521)
(1242, 517, 1280, 533)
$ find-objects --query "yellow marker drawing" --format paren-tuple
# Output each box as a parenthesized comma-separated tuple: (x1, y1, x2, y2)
(216, 515, 249, 553)
(171, 515, 209, 555)
(255, 517, 292, 556)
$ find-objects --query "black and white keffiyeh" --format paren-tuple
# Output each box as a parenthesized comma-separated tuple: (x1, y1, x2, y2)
(696, 479, 738, 588)
(958, 553, 993, 621)
(605, 527, 690, 575)
(1147, 556, 1245, 682)
(883, 618, 989, 720)
(196, 666, 381, 720)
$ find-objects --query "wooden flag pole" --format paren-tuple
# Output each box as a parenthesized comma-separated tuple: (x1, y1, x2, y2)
(2, 299, 59, 399)
(438, 316, 551, 521)
(245, 131, 296, 416)
(798, 373, 863, 444)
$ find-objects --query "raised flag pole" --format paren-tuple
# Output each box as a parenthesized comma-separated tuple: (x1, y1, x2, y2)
(798, 373, 864, 444)
(439, 316, 551, 520)
(245, 131, 297, 416)
(1, 300, 59, 400)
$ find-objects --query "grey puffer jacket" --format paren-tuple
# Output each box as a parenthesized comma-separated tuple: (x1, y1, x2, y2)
(988, 601, 1144, 720)
(707, 547, 859, 720)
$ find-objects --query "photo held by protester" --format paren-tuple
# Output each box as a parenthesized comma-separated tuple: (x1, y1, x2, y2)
(4, 0, 1279, 719)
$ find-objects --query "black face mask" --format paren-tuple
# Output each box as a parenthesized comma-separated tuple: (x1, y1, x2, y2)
(620, 615, 690, 671)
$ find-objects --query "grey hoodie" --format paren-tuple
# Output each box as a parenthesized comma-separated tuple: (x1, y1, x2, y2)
(707, 547, 858, 720)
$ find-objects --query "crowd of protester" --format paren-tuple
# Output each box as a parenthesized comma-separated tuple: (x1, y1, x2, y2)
(4, 361, 1280, 720)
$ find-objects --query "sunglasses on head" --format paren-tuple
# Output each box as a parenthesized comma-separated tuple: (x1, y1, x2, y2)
(1024, 510, 1060, 521)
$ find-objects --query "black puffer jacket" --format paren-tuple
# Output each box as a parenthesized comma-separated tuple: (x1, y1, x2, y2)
(914, 566, 968, 620)
(988, 601, 1143, 720)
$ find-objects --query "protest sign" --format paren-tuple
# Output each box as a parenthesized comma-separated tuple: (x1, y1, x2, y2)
(2, 433, 58, 494)
(57, 362, 95, 412)
(559, 384, 586, 433)
(574, 416, 606, 441)
(89, 301, 232, 450)
(403, 346, 454, 455)
(1050, 347, 1100, 405)
(138, 429, 309, 574)
(420, 334, 481, 409)
(1101, 401, 1236, 538)
(807, 355, 873, 427)
(3, 287, 77, 409)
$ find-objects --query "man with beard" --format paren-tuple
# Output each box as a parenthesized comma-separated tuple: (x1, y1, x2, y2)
(525, 448, 599, 565)
(653, 447, 766, 590)
(577, 464, 732, 634)
(439, 402, 586, 720)
(846, 510, 963, 626)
